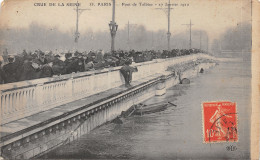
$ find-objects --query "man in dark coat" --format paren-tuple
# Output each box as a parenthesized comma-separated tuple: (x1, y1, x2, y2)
(3, 56, 18, 83)
(33, 51, 48, 66)
(120, 59, 138, 87)
(84, 56, 95, 71)
(31, 52, 46, 78)
(52, 55, 65, 75)
(32, 52, 53, 78)
(64, 53, 75, 74)
(14, 55, 27, 81)
(0, 60, 6, 84)
(19, 55, 37, 81)
(75, 53, 85, 72)
(40, 62, 54, 78)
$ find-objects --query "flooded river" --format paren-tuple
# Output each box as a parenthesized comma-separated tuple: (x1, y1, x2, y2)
(41, 59, 251, 159)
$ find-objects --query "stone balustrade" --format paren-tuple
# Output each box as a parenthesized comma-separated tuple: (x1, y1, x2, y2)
(0, 53, 213, 125)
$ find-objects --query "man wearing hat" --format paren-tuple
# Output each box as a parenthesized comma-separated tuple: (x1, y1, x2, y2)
(0, 59, 7, 84)
(40, 60, 54, 78)
(52, 54, 65, 75)
(3, 55, 18, 83)
(34, 51, 48, 66)
(64, 52, 75, 74)
(120, 59, 138, 87)
(19, 55, 37, 81)
(76, 53, 85, 72)
(84, 56, 95, 71)
(32, 52, 54, 78)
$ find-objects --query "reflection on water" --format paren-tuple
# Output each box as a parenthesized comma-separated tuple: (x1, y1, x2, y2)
(42, 60, 251, 159)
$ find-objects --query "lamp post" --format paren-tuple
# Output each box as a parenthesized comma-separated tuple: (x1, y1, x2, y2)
(109, 0, 118, 53)
(109, 21, 118, 52)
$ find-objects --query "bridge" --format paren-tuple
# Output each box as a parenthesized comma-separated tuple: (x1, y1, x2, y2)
(0, 53, 216, 159)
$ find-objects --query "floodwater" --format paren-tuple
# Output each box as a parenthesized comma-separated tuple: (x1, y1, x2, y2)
(41, 59, 251, 159)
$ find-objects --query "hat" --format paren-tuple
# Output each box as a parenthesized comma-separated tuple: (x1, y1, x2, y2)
(7, 55, 15, 62)
(65, 53, 72, 58)
(125, 58, 132, 65)
(39, 52, 45, 56)
(54, 54, 60, 58)
(89, 52, 96, 57)
(25, 55, 33, 61)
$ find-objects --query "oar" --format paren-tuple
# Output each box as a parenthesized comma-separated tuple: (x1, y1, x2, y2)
(128, 106, 136, 117)
(168, 101, 177, 107)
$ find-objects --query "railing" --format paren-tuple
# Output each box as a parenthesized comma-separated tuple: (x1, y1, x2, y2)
(0, 53, 213, 125)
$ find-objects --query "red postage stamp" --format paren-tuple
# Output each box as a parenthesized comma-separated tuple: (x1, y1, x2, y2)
(203, 101, 238, 143)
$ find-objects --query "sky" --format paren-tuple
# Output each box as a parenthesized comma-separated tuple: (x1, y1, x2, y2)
(0, 0, 252, 40)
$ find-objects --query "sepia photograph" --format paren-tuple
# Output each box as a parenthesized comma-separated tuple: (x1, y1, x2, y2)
(0, 0, 259, 159)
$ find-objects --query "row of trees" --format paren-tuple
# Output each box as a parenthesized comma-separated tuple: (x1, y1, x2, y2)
(211, 22, 251, 55)
(0, 23, 209, 54)
(0, 22, 251, 56)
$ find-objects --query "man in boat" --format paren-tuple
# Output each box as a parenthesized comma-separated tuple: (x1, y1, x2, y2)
(120, 59, 138, 88)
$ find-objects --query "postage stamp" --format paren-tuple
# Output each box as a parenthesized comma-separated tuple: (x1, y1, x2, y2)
(202, 101, 238, 143)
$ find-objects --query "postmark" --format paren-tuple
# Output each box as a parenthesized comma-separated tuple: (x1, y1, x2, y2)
(202, 101, 238, 143)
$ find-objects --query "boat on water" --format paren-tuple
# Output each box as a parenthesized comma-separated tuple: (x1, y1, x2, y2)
(134, 103, 169, 115)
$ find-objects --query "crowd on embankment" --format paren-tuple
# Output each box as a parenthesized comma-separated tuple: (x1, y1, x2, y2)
(0, 48, 207, 84)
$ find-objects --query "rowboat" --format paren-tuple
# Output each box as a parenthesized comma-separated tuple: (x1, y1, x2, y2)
(134, 103, 169, 115)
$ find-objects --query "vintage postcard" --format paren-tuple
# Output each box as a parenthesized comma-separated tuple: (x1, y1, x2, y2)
(0, 0, 259, 159)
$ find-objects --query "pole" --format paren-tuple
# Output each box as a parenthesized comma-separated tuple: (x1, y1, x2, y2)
(111, 0, 115, 52)
(75, 3, 79, 43)
(109, 0, 117, 52)
(182, 20, 193, 49)
(74, 2, 89, 44)
(206, 35, 208, 52)
(128, 21, 129, 49)
(152, 31, 154, 49)
(167, 0, 171, 51)
(126, 21, 137, 50)
(155, 1, 174, 51)
(200, 31, 201, 50)
(189, 19, 192, 49)
(112, 0, 115, 22)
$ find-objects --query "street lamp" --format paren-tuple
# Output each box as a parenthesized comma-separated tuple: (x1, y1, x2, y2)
(109, 21, 118, 52)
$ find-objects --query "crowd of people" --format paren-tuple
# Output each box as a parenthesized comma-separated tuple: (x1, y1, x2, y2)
(0, 48, 206, 84)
